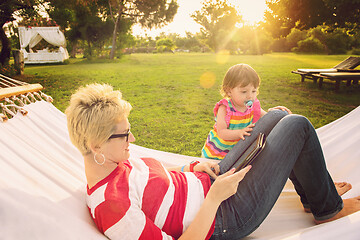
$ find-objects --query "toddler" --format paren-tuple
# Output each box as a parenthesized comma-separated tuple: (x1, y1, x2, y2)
(201, 63, 291, 160)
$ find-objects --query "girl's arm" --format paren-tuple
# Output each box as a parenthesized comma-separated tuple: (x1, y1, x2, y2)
(260, 106, 291, 118)
(268, 106, 292, 114)
(216, 105, 254, 140)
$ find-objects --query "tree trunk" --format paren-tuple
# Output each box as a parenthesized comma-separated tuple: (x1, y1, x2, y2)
(0, 24, 11, 65)
(70, 41, 77, 58)
(87, 40, 92, 57)
(109, 15, 120, 59)
(12, 50, 24, 75)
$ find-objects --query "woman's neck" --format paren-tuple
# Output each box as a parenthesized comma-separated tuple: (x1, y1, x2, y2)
(84, 154, 119, 189)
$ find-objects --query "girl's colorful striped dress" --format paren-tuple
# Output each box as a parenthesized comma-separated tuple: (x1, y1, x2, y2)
(201, 98, 261, 160)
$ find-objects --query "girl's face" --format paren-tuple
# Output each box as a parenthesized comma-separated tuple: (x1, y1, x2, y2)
(228, 84, 258, 111)
(100, 118, 135, 164)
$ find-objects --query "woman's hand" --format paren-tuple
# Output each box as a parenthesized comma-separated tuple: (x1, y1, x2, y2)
(268, 106, 292, 114)
(194, 160, 220, 179)
(206, 166, 252, 205)
(178, 166, 251, 240)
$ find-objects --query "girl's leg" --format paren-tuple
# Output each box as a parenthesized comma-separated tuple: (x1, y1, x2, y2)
(211, 114, 342, 240)
(219, 110, 288, 174)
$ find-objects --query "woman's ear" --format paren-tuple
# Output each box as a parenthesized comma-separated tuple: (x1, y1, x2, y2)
(89, 144, 101, 155)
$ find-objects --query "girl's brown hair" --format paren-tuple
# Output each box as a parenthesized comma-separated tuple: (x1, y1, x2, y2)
(220, 64, 261, 98)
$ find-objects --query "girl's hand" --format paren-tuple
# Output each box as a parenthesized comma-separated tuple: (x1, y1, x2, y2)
(238, 123, 255, 140)
(194, 160, 220, 179)
(268, 106, 292, 114)
(207, 166, 252, 204)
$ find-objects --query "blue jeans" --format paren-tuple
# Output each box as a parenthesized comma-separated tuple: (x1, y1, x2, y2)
(210, 110, 343, 240)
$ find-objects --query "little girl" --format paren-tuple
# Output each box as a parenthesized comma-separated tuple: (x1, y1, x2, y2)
(202, 63, 291, 160)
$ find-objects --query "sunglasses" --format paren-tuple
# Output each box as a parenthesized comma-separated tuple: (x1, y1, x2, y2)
(108, 129, 131, 142)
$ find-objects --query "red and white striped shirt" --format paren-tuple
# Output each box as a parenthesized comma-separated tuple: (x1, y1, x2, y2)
(86, 157, 214, 240)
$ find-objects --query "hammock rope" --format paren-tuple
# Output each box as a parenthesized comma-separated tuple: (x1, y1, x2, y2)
(0, 73, 52, 122)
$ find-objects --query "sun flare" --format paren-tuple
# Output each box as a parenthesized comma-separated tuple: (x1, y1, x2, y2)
(132, 0, 267, 37)
(200, 71, 216, 89)
(228, 0, 267, 25)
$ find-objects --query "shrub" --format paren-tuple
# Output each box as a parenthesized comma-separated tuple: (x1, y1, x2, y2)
(352, 48, 360, 55)
(237, 28, 272, 55)
(324, 29, 352, 54)
(156, 45, 174, 53)
(307, 26, 327, 44)
(62, 59, 70, 65)
(286, 28, 307, 50)
(271, 37, 289, 52)
(293, 37, 327, 53)
(156, 38, 175, 53)
(248, 34, 272, 55)
(352, 29, 360, 49)
(190, 46, 201, 52)
(0, 63, 17, 77)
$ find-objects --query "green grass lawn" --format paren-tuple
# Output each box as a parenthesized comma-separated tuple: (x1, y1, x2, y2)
(20, 52, 360, 157)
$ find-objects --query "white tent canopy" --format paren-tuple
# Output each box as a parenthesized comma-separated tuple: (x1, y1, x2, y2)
(18, 26, 69, 64)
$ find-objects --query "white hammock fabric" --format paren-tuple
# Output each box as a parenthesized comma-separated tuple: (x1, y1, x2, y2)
(0, 101, 359, 239)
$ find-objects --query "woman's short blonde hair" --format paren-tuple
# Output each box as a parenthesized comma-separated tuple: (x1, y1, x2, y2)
(220, 64, 261, 98)
(65, 83, 132, 155)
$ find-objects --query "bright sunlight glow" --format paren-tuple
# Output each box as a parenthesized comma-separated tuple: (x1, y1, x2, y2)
(230, 0, 267, 25)
(132, 0, 267, 37)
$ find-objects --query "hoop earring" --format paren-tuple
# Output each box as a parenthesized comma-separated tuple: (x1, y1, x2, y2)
(94, 153, 106, 165)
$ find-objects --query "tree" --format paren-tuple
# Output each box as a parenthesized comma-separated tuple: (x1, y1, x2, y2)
(156, 38, 175, 52)
(235, 25, 272, 55)
(47, 0, 78, 57)
(48, 0, 178, 59)
(191, 0, 242, 52)
(174, 32, 202, 52)
(106, 0, 178, 59)
(264, 0, 360, 38)
(0, 0, 40, 65)
(286, 28, 307, 50)
(48, 0, 132, 58)
(322, 0, 360, 31)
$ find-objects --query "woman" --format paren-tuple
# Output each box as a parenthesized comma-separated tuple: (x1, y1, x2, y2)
(65, 83, 360, 240)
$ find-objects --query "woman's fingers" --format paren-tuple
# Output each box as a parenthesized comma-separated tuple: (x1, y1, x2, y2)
(206, 161, 220, 179)
(219, 165, 251, 182)
(231, 165, 252, 182)
(211, 162, 220, 175)
(206, 167, 218, 179)
(212, 166, 252, 201)
(194, 161, 220, 179)
(224, 167, 236, 176)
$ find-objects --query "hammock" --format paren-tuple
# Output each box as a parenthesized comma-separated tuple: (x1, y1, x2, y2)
(1, 75, 359, 239)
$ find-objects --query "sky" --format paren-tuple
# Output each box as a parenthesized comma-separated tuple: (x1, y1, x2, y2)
(132, 0, 268, 37)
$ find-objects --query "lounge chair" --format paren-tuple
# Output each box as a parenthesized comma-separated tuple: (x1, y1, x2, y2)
(291, 56, 360, 90)
(312, 72, 360, 91)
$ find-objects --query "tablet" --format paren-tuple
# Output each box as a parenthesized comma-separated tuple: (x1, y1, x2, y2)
(234, 133, 266, 172)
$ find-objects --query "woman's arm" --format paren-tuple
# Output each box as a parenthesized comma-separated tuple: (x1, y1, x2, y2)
(178, 166, 251, 240)
(216, 105, 255, 141)
(167, 161, 220, 179)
